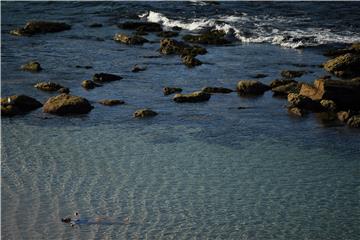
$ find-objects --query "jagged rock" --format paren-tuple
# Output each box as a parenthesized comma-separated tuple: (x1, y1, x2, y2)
(118, 22, 162, 32)
(236, 80, 270, 95)
(43, 94, 93, 115)
(98, 99, 125, 106)
(58, 88, 70, 94)
(270, 79, 297, 88)
(21, 61, 42, 72)
(10, 21, 71, 36)
(114, 33, 149, 45)
(131, 65, 146, 72)
(201, 87, 233, 94)
(133, 109, 158, 118)
(347, 115, 360, 128)
(272, 82, 301, 97)
(173, 91, 211, 103)
(93, 73, 122, 83)
(182, 55, 202, 67)
(81, 80, 101, 89)
(1, 95, 42, 116)
(323, 53, 360, 78)
(299, 78, 360, 110)
(159, 38, 207, 56)
(163, 87, 182, 96)
(287, 93, 321, 111)
(320, 99, 337, 111)
(337, 111, 352, 122)
(183, 30, 230, 45)
(34, 82, 64, 91)
(281, 70, 305, 79)
(157, 31, 179, 38)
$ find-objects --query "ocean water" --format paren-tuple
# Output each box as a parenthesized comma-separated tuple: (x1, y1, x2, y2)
(1, 1, 360, 240)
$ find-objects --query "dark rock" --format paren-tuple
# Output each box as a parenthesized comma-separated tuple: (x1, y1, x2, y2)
(159, 38, 207, 56)
(236, 80, 270, 95)
(93, 73, 122, 83)
(163, 87, 182, 96)
(10, 21, 71, 36)
(134, 30, 148, 36)
(76, 65, 92, 69)
(133, 109, 158, 118)
(43, 94, 93, 115)
(157, 31, 179, 38)
(81, 80, 101, 89)
(272, 82, 301, 97)
(58, 88, 70, 94)
(131, 65, 146, 72)
(299, 78, 360, 110)
(34, 82, 64, 91)
(89, 23, 103, 28)
(270, 79, 297, 88)
(21, 61, 42, 72)
(182, 55, 202, 67)
(281, 70, 305, 79)
(172, 26, 182, 31)
(173, 91, 211, 103)
(347, 115, 360, 128)
(183, 30, 230, 45)
(118, 22, 162, 32)
(201, 87, 233, 94)
(324, 42, 360, 57)
(253, 73, 268, 79)
(1, 95, 42, 116)
(98, 99, 125, 106)
(114, 33, 149, 45)
(323, 53, 360, 78)
(287, 93, 321, 111)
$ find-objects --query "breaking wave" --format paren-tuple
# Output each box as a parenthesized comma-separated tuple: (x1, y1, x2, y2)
(139, 11, 360, 49)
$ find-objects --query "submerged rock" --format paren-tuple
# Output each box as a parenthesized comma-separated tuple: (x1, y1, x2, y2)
(183, 30, 230, 45)
(58, 87, 70, 94)
(281, 70, 305, 79)
(10, 21, 71, 36)
(288, 107, 307, 117)
(299, 78, 360, 110)
(43, 94, 93, 115)
(182, 55, 202, 67)
(93, 73, 122, 83)
(34, 82, 64, 91)
(98, 99, 125, 106)
(131, 65, 146, 72)
(323, 53, 360, 78)
(201, 87, 233, 94)
(163, 87, 182, 96)
(89, 23, 103, 28)
(21, 61, 42, 72)
(287, 93, 321, 111)
(236, 80, 270, 95)
(337, 110, 352, 122)
(347, 115, 360, 128)
(114, 33, 149, 45)
(133, 109, 158, 118)
(157, 31, 179, 38)
(81, 80, 101, 90)
(1, 95, 42, 116)
(253, 73, 268, 79)
(324, 42, 360, 57)
(173, 91, 211, 103)
(118, 21, 162, 32)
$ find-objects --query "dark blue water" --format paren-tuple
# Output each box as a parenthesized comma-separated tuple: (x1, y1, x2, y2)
(2, 2, 360, 240)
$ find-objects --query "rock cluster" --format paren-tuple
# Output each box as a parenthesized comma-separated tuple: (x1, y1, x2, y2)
(10, 21, 71, 36)
(1, 95, 42, 116)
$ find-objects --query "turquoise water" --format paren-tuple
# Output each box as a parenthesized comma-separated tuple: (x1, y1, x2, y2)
(2, 2, 360, 239)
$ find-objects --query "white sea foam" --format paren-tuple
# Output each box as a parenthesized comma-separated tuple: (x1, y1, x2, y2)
(139, 11, 360, 49)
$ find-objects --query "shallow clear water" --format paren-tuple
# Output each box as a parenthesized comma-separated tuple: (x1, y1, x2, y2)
(1, 2, 360, 240)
